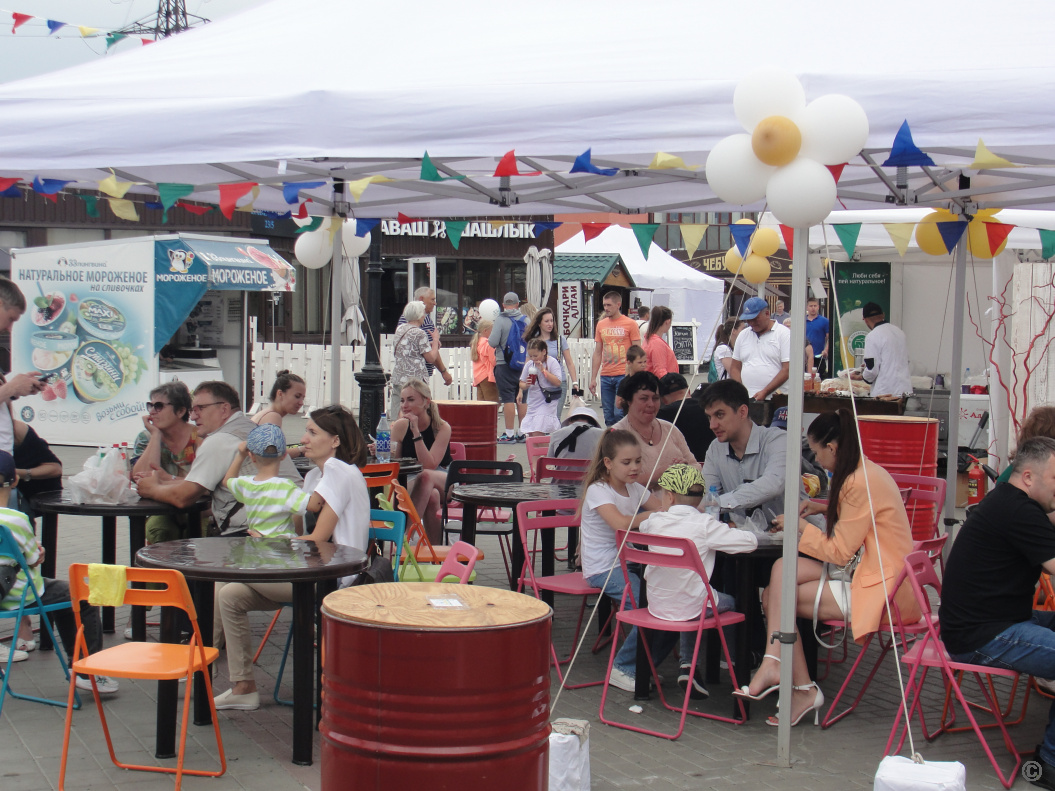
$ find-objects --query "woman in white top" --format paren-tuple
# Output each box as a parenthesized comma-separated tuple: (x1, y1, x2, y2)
(252, 370, 307, 457)
(212, 404, 370, 712)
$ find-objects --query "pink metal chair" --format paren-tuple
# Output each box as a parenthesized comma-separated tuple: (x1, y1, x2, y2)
(889, 473, 947, 541)
(525, 436, 550, 481)
(599, 530, 746, 740)
(448, 441, 466, 461)
(433, 540, 480, 584)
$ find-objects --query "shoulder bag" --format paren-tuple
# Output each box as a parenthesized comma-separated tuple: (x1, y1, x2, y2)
(812, 547, 862, 650)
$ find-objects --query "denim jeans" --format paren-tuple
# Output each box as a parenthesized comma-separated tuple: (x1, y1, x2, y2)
(38, 579, 103, 667)
(600, 375, 625, 426)
(678, 590, 736, 667)
(950, 610, 1055, 765)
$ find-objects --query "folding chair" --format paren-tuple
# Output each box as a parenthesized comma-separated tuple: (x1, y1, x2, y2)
(534, 457, 589, 565)
(362, 461, 400, 506)
(889, 473, 947, 541)
(441, 460, 523, 580)
(599, 530, 746, 739)
(884, 551, 1023, 789)
(392, 482, 483, 566)
(0, 523, 80, 717)
(60, 564, 225, 791)
(525, 436, 550, 481)
(448, 441, 467, 461)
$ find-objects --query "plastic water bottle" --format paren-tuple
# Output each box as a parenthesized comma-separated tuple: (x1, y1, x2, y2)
(962, 367, 971, 394)
(705, 485, 721, 519)
(375, 413, 391, 463)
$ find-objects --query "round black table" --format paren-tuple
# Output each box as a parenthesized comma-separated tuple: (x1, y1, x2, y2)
(450, 482, 581, 594)
(293, 456, 423, 487)
(32, 491, 209, 636)
(136, 537, 368, 766)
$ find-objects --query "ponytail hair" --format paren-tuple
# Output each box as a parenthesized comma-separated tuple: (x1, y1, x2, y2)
(807, 409, 861, 538)
(644, 305, 673, 341)
(579, 429, 639, 512)
(527, 338, 548, 357)
(470, 319, 493, 362)
(269, 370, 305, 402)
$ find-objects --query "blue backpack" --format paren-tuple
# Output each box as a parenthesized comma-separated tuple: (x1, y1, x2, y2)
(504, 314, 529, 371)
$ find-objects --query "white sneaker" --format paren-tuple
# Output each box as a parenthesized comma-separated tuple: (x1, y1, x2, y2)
(76, 675, 120, 694)
(16, 638, 36, 652)
(213, 688, 260, 711)
(608, 667, 637, 692)
(0, 643, 28, 663)
(1037, 677, 1055, 695)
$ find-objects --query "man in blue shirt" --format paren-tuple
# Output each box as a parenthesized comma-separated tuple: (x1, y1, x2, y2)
(804, 297, 830, 378)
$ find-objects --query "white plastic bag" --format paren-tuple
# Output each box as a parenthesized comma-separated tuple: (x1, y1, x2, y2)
(874, 756, 966, 791)
(549, 719, 590, 791)
(67, 447, 140, 505)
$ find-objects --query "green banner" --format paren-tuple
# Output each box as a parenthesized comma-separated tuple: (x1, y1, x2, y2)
(832, 262, 891, 370)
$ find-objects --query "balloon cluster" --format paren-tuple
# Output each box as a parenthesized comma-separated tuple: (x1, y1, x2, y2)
(293, 217, 372, 270)
(724, 220, 780, 284)
(914, 209, 1009, 257)
(706, 69, 869, 228)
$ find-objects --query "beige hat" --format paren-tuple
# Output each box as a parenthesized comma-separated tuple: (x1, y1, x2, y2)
(562, 405, 601, 428)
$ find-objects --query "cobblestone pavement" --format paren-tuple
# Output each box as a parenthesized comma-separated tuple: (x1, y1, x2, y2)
(0, 413, 1038, 790)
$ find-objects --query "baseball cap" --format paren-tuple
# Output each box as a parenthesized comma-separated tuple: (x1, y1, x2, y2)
(562, 405, 601, 428)
(503, 291, 520, 305)
(0, 451, 15, 487)
(657, 464, 706, 496)
(247, 423, 287, 458)
(862, 302, 884, 318)
(739, 296, 769, 320)
(658, 372, 688, 397)
(771, 406, 788, 429)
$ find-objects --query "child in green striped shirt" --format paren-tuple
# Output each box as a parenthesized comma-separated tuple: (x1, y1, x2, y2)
(223, 424, 308, 539)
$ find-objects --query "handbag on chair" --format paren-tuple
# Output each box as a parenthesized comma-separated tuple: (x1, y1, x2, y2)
(813, 548, 861, 650)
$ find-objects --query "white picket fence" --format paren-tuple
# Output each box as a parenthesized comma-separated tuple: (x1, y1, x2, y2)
(250, 337, 600, 412)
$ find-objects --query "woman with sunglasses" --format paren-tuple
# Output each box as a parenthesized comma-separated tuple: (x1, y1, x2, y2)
(131, 381, 198, 482)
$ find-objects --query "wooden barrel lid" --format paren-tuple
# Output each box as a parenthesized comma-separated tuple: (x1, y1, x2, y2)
(323, 583, 551, 630)
(857, 415, 938, 424)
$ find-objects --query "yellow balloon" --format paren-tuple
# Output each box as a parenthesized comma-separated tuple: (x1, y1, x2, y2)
(751, 115, 802, 167)
(915, 209, 960, 256)
(724, 247, 743, 273)
(741, 253, 771, 284)
(751, 227, 781, 257)
(734, 218, 756, 224)
(967, 215, 1008, 258)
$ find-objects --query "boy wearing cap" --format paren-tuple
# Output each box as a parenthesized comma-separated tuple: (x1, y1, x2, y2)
(640, 464, 757, 698)
(223, 423, 309, 539)
(730, 297, 790, 401)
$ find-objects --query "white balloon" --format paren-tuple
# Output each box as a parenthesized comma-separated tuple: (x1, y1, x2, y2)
(478, 299, 500, 322)
(797, 94, 870, 165)
(705, 134, 773, 205)
(342, 219, 372, 258)
(294, 228, 333, 269)
(766, 158, 837, 228)
(733, 69, 807, 132)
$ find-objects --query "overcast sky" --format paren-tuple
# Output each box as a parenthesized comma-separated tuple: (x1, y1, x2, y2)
(1, 0, 267, 83)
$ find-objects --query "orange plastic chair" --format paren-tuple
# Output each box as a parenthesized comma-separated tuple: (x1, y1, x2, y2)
(525, 436, 550, 481)
(393, 482, 482, 564)
(59, 564, 225, 791)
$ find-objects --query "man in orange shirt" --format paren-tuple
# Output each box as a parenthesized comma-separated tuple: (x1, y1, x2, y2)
(589, 291, 640, 425)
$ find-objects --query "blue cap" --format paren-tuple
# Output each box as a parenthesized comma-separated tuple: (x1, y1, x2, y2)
(739, 297, 770, 321)
(771, 406, 788, 429)
(246, 423, 287, 459)
(0, 451, 15, 486)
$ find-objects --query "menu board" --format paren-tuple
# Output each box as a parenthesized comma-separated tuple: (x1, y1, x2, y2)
(670, 322, 698, 363)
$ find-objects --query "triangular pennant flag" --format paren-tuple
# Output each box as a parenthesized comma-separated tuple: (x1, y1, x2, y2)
(348, 175, 393, 202)
(141, 38, 154, 46)
(32, 176, 71, 195)
(581, 223, 609, 242)
(936, 220, 968, 253)
(883, 223, 914, 256)
(419, 151, 466, 182)
(12, 13, 31, 33)
(295, 217, 324, 234)
(78, 26, 100, 37)
(144, 201, 163, 211)
(293, 200, 310, 219)
(397, 213, 418, 225)
(490, 220, 512, 229)
(570, 148, 619, 177)
(0, 177, 19, 193)
(98, 171, 133, 198)
(826, 163, 846, 184)
(446, 220, 468, 250)
(631, 224, 660, 259)
(217, 182, 257, 219)
(984, 222, 1015, 256)
(105, 33, 126, 49)
(493, 150, 541, 177)
(355, 218, 380, 237)
(680, 224, 708, 258)
(779, 224, 795, 254)
(833, 223, 862, 258)
(235, 186, 261, 213)
(0, 185, 19, 198)
(41, 194, 57, 204)
(327, 217, 341, 246)
(649, 152, 689, 170)
(108, 198, 139, 222)
(971, 139, 1018, 170)
(175, 201, 213, 216)
(157, 183, 194, 222)
(882, 120, 935, 167)
(729, 223, 756, 257)
(260, 210, 292, 220)
(80, 194, 99, 218)
(1039, 229, 1055, 261)
(46, 20, 66, 35)
(282, 181, 326, 205)
(532, 221, 562, 236)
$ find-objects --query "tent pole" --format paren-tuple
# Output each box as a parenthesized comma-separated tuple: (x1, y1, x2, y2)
(329, 179, 346, 405)
(944, 236, 967, 526)
(776, 225, 810, 766)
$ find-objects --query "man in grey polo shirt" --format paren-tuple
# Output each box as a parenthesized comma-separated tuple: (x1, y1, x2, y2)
(489, 292, 527, 443)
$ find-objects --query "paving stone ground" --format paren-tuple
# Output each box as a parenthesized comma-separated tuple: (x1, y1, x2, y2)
(0, 411, 1039, 790)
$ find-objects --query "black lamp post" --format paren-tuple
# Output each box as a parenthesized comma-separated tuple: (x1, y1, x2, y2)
(355, 232, 386, 438)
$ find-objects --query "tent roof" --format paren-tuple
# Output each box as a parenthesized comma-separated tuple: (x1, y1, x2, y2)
(553, 253, 627, 286)
(2, 0, 1055, 218)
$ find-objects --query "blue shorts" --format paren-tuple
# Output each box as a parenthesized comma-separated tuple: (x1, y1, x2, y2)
(494, 364, 520, 404)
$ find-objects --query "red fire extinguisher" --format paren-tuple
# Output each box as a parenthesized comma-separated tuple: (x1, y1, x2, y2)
(967, 454, 987, 505)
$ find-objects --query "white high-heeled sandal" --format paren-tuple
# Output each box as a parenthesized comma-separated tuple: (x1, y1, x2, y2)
(766, 682, 824, 727)
(732, 654, 781, 702)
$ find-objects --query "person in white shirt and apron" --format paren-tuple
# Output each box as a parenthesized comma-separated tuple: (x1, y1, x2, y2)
(850, 302, 912, 397)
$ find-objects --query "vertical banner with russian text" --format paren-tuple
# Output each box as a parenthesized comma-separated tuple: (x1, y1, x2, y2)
(832, 262, 891, 370)
(558, 281, 581, 338)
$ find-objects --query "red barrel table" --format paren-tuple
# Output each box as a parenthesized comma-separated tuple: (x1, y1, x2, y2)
(435, 399, 499, 460)
(858, 415, 939, 540)
(320, 582, 551, 790)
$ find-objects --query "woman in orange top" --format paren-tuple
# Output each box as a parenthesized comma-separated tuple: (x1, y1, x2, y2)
(734, 409, 918, 727)
(471, 319, 497, 402)
(642, 306, 679, 379)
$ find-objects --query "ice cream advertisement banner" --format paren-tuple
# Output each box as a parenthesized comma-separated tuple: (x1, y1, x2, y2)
(832, 262, 891, 370)
(10, 240, 157, 446)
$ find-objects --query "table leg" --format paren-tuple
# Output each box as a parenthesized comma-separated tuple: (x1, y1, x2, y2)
(39, 513, 57, 651)
(509, 513, 526, 592)
(567, 525, 579, 571)
(155, 606, 179, 760)
(460, 503, 478, 546)
(292, 582, 314, 766)
(192, 581, 215, 727)
(101, 516, 117, 633)
(128, 516, 147, 641)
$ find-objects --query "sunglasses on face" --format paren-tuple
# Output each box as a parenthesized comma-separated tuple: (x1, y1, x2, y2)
(145, 401, 170, 413)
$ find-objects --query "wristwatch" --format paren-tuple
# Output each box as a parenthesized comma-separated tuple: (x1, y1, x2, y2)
(22, 470, 31, 482)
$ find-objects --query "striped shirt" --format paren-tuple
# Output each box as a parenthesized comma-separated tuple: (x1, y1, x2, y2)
(0, 506, 43, 610)
(227, 476, 309, 538)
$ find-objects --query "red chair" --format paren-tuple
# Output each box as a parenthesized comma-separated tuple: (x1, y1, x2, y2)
(889, 473, 947, 541)
(535, 456, 589, 483)
(599, 530, 746, 740)
(433, 540, 481, 583)
(449, 441, 466, 461)
(525, 436, 550, 481)
(884, 551, 1024, 789)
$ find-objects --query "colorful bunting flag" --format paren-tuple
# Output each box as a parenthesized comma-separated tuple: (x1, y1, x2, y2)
(46, 20, 66, 34)
(234, 186, 261, 213)
(680, 224, 708, 258)
(11, 13, 31, 33)
(985, 222, 1015, 256)
(882, 121, 935, 167)
(157, 183, 194, 222)
(32, 176, 71, 195)
(826, 163, 846, 184)
(493, 150, 541, 177)
(176, 201, 213, 216)
(779, 225, 795, 254)
(282, 181, 326, 204)
(355, 219, 380, 237)
(936, 220, 968, 253)
(420, 152, 466, 182)
(348, 175, 392, 202)
(295, 217, 324, 234)
(882, 223, 914, 256)
(105, 33, 126, 49)
(217, 182, 257, 219)
(649, 152, 688, 170)
(144, 201, 163, 211)
(729, 223, 756, 257)
(108, 198, 139, 222)
(833, 223, 862, 258)
(397, 213, 419, 225)
(570, 149, 619, 177)
(80, 195, 99, 218)
(78, 26, 99, 37)
(0, 178, 19, 193)
(293, 200, 310, 219)
(0, 184, 19, 199)
(259, 210, 292, 220)
(446, 220, 468, 250)
(581, 223, 609, 242)
(532, 221, 562, 237)
(971, 139, 1018, 170)
(1040, 229, 1055, 261)
(631, 224, 659, 259)
(140, 38, 154, 45)
(99, 172, 133, 199)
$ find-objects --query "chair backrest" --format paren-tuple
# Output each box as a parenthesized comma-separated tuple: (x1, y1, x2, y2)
(897, 550, 943, 634)
(434, 541, 480, 583)
(613, 530, 723, 616)
(0, 523, 46, 606)
(912, 534, 948, 571)
(391, 482, 441, 564)
(890, 473, 947, 534)
(535, 456, 589, 483)
(448, 441, 467, 461)
(515, 499, 581, 590)
(362, 462, 400, 488)
(443, 460, 523, 520)
(368, 509, 407, 578)
(68, 563, 197, 618)
(525, 436, 550, 481)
